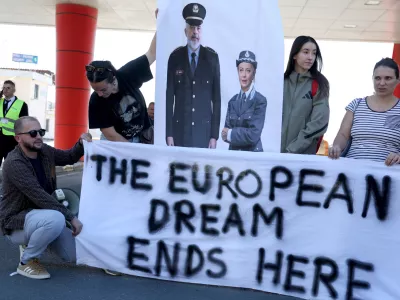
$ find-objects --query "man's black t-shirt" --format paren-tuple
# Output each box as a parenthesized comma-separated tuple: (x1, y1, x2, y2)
(88, 55, 153, 139)
(29, 157, 52, 195)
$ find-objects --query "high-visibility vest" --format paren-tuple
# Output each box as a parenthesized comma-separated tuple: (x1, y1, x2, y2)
(0, 98, 24, 136)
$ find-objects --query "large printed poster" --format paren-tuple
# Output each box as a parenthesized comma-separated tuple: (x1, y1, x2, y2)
(154, 0, 284, 152)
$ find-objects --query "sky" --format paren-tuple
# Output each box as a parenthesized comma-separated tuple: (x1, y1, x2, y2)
(0, 24, 394, 144)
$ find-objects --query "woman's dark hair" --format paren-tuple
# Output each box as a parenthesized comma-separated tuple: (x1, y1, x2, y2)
(86, 60, 117, 83)
(373, 57, 399, 79)
(284, 36, 329, 98)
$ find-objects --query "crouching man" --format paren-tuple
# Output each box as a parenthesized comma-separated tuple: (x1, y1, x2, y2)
(0, 116, 92, 279)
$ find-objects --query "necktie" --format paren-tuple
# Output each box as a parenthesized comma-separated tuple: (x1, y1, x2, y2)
(3, 100, 9, 114)
(191, 52, 197, 75)
(239, 93, 246, 112)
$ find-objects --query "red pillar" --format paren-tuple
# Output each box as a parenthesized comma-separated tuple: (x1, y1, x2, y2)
(393, 44, 400, 98)
(55, 3, 98, 149)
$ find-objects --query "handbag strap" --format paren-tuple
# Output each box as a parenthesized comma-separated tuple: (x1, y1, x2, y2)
(341, 98, 364, 158)
(355, 97, 363, 111)
(351, 97, 363, 125)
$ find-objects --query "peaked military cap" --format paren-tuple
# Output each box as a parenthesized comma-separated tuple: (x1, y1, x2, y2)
(182, 3, 206, 26)
(236, 50, 257, 69)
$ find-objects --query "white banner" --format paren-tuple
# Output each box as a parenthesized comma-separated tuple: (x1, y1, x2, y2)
(77, 141, 400, 300)
(154, 0, 284, 152)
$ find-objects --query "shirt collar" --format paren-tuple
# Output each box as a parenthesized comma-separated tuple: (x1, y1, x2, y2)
(240, 81, 255, 100)
(188, 46, 200, 58)
(4, 96, 16, 102)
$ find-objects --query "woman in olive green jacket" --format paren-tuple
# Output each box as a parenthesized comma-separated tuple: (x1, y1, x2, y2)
(281, 36, 330, 154)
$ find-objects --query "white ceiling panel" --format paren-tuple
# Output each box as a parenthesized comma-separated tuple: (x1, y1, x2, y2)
(290, 28, 328, 37)
(330, 20, 372, 31)
(282, 18, 298, 28)
(306, 0, 351, 9)
(300, 7, 346, 19)
(294, 18, 335, 30)
(367, 21, 400, 32)
(349, 0, 399, 10)
(378, 10, 400, 22)
(278, 0, 307, 6)
(326, 30, 364, 39)
(361, 30, 395, 40)
(0, 0, 399, 43)
(340, 9, 386, 21)
(144, 0, 157, 13)
(279, 6, 303, 18)
(106, 0, 147, 11)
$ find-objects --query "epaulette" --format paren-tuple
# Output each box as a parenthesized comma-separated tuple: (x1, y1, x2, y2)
(205, 46, 217, 54)
(171, 46, 184, 54)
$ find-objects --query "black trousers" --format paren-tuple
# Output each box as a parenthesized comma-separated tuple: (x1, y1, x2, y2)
(0, 134, 17, 167)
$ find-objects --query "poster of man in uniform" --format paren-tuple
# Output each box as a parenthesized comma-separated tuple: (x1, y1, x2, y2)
(155, 0, 284, 152)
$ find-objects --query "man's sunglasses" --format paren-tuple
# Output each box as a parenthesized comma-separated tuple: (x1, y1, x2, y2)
(85, 65, 113, 74)
(18, 129, 46, 138)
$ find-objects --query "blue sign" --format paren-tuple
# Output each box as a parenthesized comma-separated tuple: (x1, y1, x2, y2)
(12, 53, 38, 64)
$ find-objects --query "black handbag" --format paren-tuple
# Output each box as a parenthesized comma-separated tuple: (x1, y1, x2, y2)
(340, 98, 363, 157)
(340, 138, 352, 157)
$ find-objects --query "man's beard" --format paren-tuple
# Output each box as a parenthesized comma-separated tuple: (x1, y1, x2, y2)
(23, 141, 42, 152)
(188, 38, 200, 50)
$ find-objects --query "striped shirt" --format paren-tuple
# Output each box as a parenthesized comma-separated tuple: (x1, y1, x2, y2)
(346, 97, 400, 162)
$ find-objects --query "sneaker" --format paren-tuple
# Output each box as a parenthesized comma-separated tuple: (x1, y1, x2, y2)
(103, 269, 121, 276)
(17, 259, 50, 280)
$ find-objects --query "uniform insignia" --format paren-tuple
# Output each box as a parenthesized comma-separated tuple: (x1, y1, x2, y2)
(176, 70, 184, 75)
(193, 4, 199, 13)
(205, 46, 217, 54)
(245, 51, 250, 58)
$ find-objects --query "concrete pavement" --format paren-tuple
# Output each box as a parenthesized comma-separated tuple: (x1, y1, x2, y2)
(0, 171, 300, 300)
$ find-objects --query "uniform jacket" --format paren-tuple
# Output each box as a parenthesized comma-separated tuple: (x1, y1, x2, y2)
(225, 90, 267, 152)
(281, 71, 330, 154)
(0, 143, 83, 234)
(166, 45, 221, 148)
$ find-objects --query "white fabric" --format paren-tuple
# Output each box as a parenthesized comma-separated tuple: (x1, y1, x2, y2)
(77, 141, 400, 300)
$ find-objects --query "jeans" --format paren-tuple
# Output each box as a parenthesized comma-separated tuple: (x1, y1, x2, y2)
(7, 209, 76, 264)
(100, 133, 139, 143)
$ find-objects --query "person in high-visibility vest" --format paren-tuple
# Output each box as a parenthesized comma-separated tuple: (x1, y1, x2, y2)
(0, 80, 28, 167)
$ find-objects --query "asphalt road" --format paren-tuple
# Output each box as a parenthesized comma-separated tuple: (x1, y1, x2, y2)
(0, 171, 300, 300)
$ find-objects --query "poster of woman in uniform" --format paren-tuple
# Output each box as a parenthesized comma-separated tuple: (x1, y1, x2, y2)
(155, 0, 284, 153)
(221, 50, 267, 152)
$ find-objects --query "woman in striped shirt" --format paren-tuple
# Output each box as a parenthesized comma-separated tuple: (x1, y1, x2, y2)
(329, 58, 400, 165)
